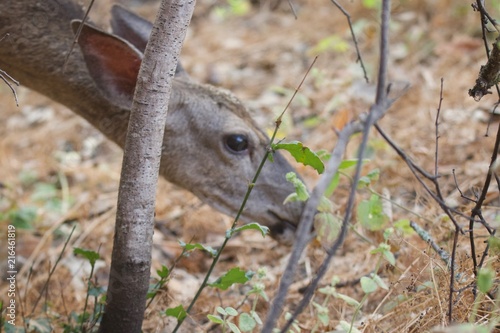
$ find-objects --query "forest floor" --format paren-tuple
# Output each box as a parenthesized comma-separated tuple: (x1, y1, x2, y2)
(1, 0, 500, 332)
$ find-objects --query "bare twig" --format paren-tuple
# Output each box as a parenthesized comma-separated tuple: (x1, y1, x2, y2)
(468, 4, 500, 295)
(409, 221, 450, 265)
(29, 227, 76, 316)
(270, 120, 363, 333)
(286, 0, 297, 19)
(468, 1, 500, 101)
(0, 54, 20, 106)
(63, 0, 95, 71)
(262, 1, 393, 332)
(330, 0, 369, 83)
(448, 225, 459, 321)
(375, 124, 468, 229)
(431, 78, 461, 322)
(452, 169, 478, 203)
(434, 78, 444, 176)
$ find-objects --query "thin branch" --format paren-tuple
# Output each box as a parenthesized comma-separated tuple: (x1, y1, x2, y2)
(452, 169, 478, 203)
(0, 66, 20, 106)
(270, 120, 363, 333)
(29, 227, 76, 316)
(448, 227, 459, 322)
(286, 0, 297, 19)
(474, 0, 499, 32)
(434, 78, 444, 176)
(330, 0, 369, 83)
(470, 118, 500, 276)
(410, 220, 450, 266)
(280, 109, 386, 333)
(63, 0, 95, 72)
(263, 1, 393, 332)
(468, 1, 500, 101)
(375, 124, 469, 229)
(431, 77, 461, 323)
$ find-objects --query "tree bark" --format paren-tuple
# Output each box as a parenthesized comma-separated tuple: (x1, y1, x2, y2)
(99, 1, 196, 332)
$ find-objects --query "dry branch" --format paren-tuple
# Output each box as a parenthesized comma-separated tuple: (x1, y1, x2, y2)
(469, 35, 500, 101)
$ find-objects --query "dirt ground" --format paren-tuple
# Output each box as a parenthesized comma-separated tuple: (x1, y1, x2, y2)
(1, 0, 500, 332)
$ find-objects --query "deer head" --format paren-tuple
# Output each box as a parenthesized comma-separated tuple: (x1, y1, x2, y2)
(0, 0, 305, 243)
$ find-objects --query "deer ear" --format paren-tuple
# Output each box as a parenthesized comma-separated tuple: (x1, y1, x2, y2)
(71, 20, 142, 106)
(110, 4, 188, 78)
(110, 5, 151, 53)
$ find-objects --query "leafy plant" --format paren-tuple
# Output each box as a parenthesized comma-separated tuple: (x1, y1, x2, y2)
(64, 248, 105, 332)
(309, 35, 349, 55)
(213, 0, 251, 20)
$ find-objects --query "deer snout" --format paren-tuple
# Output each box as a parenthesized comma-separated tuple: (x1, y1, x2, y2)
(265, 201, 305, 245)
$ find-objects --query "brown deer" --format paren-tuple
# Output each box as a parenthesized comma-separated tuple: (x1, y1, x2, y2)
(0, 0, 304, 243)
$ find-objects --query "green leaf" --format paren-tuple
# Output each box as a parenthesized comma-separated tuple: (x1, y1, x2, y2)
(31, 182, 58, 201)
(360, 276, 378, 294)
(227, 0, 250, 16)
(362, 0, 381, 9)
(316, 149, 331, 160)
(383, 227, 394, 241)
(273, 141, 324, 174)
(318, 285, 336, 296)
(317, 196, 334, 213)
(18, 169, 38, 186)
(338, 320, 362, 333)
(283, 172, 309, 204)
(357, 168, 380, 189)
(339, 159, 369, 170)
(8, 206, 37, 229)
(231, 223, 269, 238)
(88, 285, 105, 297)
(208, 267, 254, 290)
(157, 265, 170, 279)
(394, 219, 415, 236)
(371, 243, 395, 265)
(312, 302, 329, 326)
(228, 322, 241, 333)
(251, 311, 263, 325)
(179, 241, 217, 257)
(73, 248, 100, 266)
(310, 35, 350, 55)
(324, 172, 340, 197)
(225, 307, 238, 316)
(335, 293, 360, 307)
(477, 267, 494, 294)
(371, 273, 389, 290)
(239, 312, 257, 331)
(166, 305, 187, 321)
(488, 235, 500, 255)
(314, 212, 341, 245)
(247, 282, 269, 302)
(383, 250, 396, 266)
(207, 314, 224, 324)
(357, 194, 388, 231)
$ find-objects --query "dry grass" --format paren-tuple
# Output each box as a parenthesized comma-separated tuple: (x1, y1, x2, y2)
(1, 0, 500, 332)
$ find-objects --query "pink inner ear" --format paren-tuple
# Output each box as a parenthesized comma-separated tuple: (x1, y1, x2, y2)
(78, 25, 142, 101)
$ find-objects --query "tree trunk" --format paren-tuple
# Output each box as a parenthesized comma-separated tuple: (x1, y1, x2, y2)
(99, 1, 196, 332)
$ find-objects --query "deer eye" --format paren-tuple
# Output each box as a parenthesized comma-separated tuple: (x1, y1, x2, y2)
(224, 134, 249, 153)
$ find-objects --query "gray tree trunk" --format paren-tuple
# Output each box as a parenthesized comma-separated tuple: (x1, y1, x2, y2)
(99, 1, 196, 332)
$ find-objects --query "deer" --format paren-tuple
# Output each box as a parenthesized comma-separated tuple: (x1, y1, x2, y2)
(0, 0, 305, 243)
